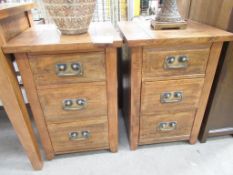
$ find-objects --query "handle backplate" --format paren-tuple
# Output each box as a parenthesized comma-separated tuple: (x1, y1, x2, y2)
(160, 91, 183, 103)
(159, 122, 177, 131)
(69, 131, 90, 141)
(56, 62, 83, 77)
(63, 98, 87, 111)
(164, 56, 189, 69)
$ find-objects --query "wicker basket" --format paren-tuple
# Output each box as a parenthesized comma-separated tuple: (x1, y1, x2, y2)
(43, 0, 96, 35)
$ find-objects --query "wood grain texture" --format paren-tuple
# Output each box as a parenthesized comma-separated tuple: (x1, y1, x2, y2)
(190, 42, 224, 144)
(4, 23, 120, 157)
(48, 116, 109, 154)
(15, 53, 55, 160)
(188, 0, 233, 142)
(0, 12, 30, 42)
(0, 3, 35, 20)
(117, 20, 233, 47)
(177, 0, 191, 19)
(29, 52, 106, 87)
(106, 47, 118, 152)
(2, 23, 122, 54)
(0, 49, 42, 170)
(141, 78, 204, 115)
(143, 44, 210, 81)
(119, 20, 233, 148)
(0, 3, 42, 170)
(189, 0, 233, 30)
(201, 43, 233, 142)
(128, 47, 143, 150)
(139, 110, 196, 145)
(38, 82, 107, 124)
(26, 10, 34, 28)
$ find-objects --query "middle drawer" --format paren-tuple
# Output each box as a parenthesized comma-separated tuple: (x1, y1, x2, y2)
(38, 82, 107, 124)
(141, 78, 204, 115)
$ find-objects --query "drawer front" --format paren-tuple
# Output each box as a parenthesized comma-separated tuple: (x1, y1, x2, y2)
(29, 52, 106, 86)
(38, 82, 107, 123)
(48, 116, 109, 154)
(143, 45, 210, 81)
(139, 111, 196, 145)
(141, 78, 204, 114)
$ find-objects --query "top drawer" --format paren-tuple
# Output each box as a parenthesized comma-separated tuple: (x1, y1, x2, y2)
(142, 44, 210, 81)
(29, 52, 106, 86)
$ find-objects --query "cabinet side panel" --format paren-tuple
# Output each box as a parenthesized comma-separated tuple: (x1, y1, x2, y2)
(177, 0, 191, 19)
(189, 0, 233, 141)
(15, 53, 55, 160)
(121, 45, 131, 144)
(190, 42, 223, 144)
(189, 0, 233, 30)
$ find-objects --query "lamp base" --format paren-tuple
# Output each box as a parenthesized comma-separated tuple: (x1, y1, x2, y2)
(151, 20, 187, 30)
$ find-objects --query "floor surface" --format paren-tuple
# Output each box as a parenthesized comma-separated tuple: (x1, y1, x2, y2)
(0, 110, 233, 175)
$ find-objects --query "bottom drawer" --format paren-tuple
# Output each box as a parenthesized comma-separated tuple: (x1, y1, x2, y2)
(139, 111, 196, 145)
(48, 116, 109, 154)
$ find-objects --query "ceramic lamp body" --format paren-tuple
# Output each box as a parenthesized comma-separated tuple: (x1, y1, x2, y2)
(43, 0, 96, 35)
(156, 0, 183, 22)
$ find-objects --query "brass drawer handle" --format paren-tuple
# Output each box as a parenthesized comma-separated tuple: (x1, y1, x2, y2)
(159, 122, 177, 131)
(63, 98, 87, 111)
(56, 62, 83, 77)
(164, 56, 189, 69)
(160, 91, 183, 103)
(69, 131, 90, 141)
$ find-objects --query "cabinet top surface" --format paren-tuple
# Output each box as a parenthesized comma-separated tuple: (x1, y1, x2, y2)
(0, 3, 35, 20)
(118, 20, 233, 47)
(2, 23, 122, 54)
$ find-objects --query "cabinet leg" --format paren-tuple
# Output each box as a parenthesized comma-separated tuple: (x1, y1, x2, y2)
(189, 139, 197, 145)
(199, 132, 208, 143)
(130, 142, 138, 150)
(106, 48, 118, 153)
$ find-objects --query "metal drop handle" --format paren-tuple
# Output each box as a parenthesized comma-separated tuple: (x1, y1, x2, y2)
(167, 56, 176, 64)
(161, 91, 183, 103)
(178, 56, 188, 63)
(159, 122, 177, 131)
(69, 131, 90, 140)
(76, 99, 86, 106)
(56, 62, 83, 77)
(63, 98, 87, 111)
(69, 132, 79, 140)
(64, 99, 73, 107)
(71, 63, 81, 71)
(82, 131, 90, 139)
(164, 55, 189, 69)
(57, 64, 67, 71)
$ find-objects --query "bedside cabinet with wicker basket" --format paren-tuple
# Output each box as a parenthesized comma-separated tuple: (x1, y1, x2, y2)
(2, 23, 121, 159)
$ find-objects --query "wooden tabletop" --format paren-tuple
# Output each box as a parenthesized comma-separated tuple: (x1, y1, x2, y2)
(0, 3, 35, 20)
(2, 23, 122, 53)
(118, 20, 233, 47)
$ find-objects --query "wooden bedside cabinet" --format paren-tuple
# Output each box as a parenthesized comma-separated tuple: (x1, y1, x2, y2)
(2, 23, 121, 159)
(118, 20, 233, 150)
